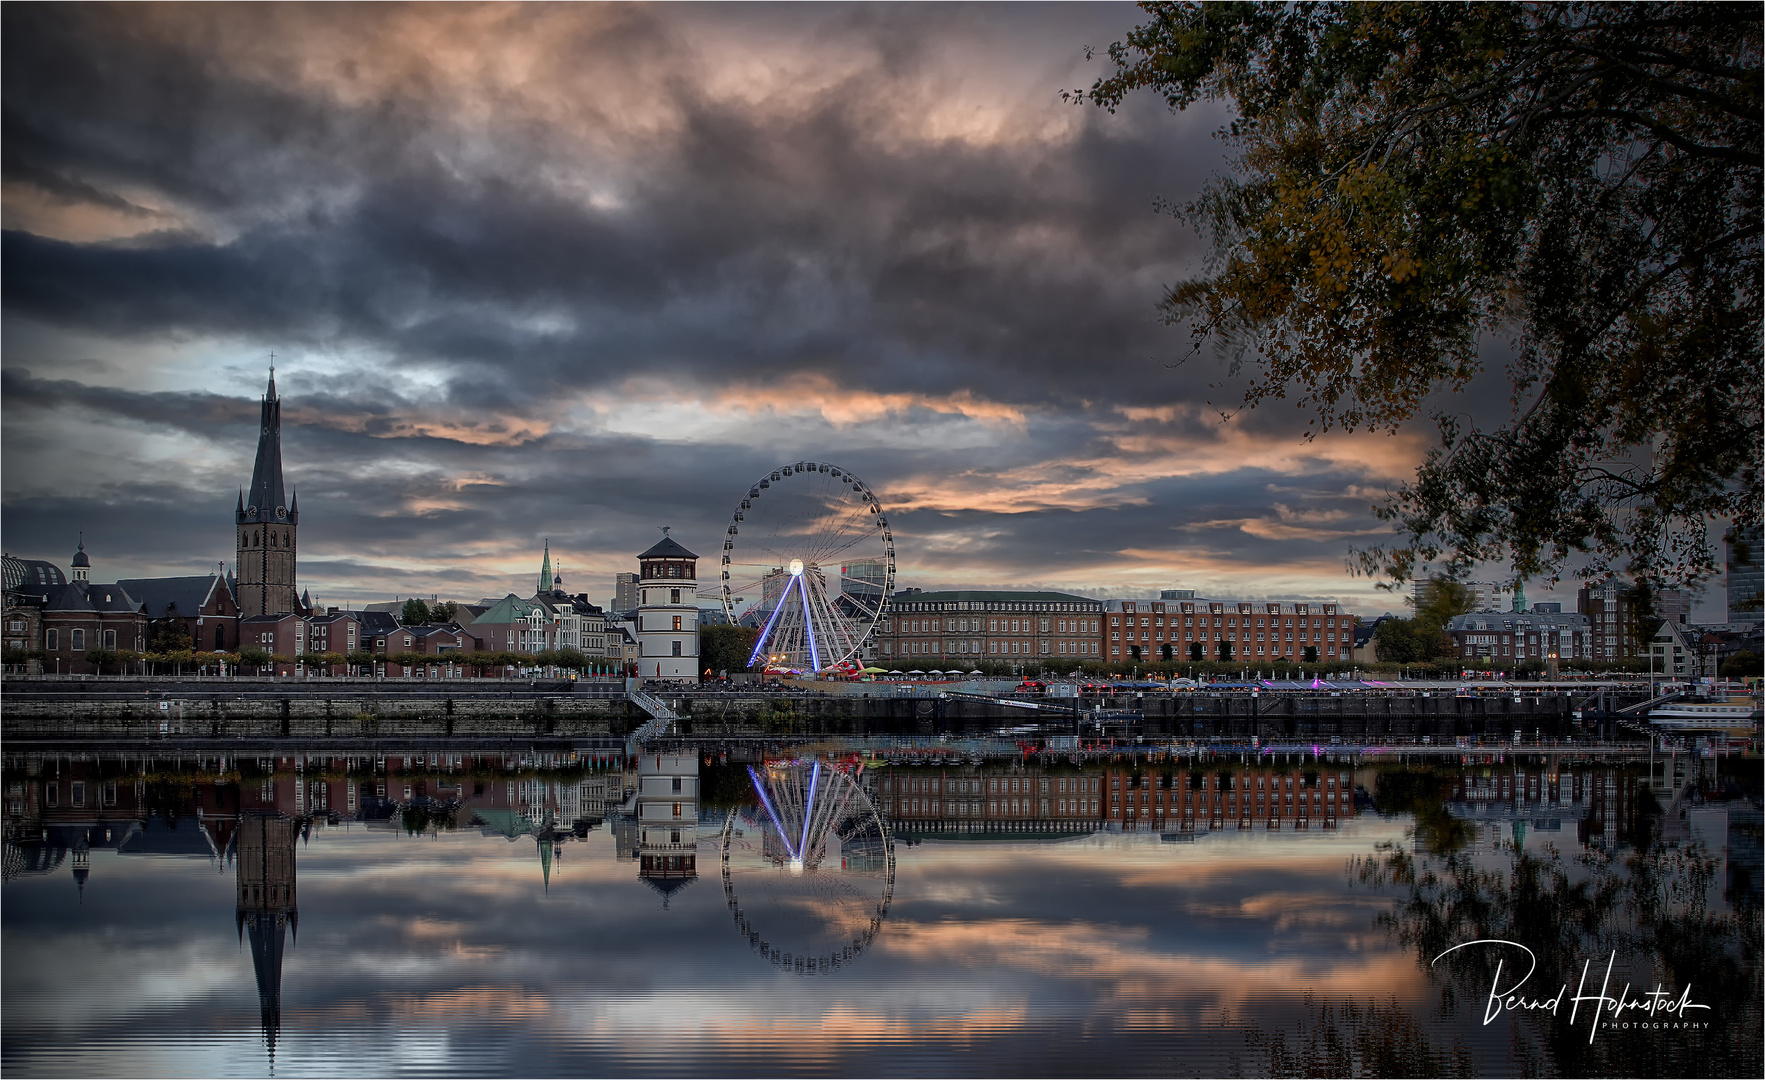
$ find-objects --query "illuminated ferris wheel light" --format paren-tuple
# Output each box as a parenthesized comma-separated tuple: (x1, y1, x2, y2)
(789, 558, 804, 576)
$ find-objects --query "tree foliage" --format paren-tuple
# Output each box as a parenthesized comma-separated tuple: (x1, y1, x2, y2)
(700, 623, 761, 675)
(399, 598, 430, 626)
(1084, 2, 1761, 593)
(1374, 578, 1477, 661)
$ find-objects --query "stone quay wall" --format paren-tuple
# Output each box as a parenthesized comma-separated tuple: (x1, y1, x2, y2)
(1, 679, 1586, 740)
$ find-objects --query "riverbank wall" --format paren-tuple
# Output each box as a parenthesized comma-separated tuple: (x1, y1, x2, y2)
(0, 678, 1599, 740)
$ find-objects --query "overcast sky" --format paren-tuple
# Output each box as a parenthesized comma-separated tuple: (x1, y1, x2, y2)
(0, 3, 1726, 617)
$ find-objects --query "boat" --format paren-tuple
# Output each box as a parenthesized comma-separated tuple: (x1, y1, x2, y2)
(1648, 699, 1760, 732)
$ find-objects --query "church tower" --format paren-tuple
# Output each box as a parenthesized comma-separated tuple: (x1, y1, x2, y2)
(236, 367, 299, 617)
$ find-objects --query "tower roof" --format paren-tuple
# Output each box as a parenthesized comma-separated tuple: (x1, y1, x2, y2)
(71, 538, 90, 568)
(240, 368, 295, 526)
(537, 540, 553, 596)
(638, 535, 698, 560)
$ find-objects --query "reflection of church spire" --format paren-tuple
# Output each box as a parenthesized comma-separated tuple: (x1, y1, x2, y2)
(236, 813, 298, 1066)
(537, 832, 555, 892)
(72, 837, 90, 903)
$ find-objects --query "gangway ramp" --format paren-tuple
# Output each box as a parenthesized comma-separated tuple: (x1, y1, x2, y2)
(940, 690, 1075, 713)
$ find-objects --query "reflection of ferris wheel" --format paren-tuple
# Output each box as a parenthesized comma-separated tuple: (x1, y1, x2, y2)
(720, 760, 895, 975)
(720, 461, 895, 672)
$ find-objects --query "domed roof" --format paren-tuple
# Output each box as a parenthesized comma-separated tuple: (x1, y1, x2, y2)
(2, 555, 67, 593)
(71, 540, 90, 568)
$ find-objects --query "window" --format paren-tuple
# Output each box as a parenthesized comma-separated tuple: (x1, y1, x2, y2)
(71, 629, 84, 651)
(670, 588, 681, 604)
(46, 628, 58, 651)
(671, 641, 682, 656)
(46, 784, 57, 807)
(103, 629, 116, 650)
(72, 782, 85, 807)
(672, 615, 682, 631)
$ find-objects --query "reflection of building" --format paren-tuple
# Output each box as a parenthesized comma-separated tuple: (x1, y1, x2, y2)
(632, 753, 698, 903)
(235, 812, 299, 1063)
(1446, 769, 1595, 836)
(1103, 766, 1358, 831)
(874, 764, 1361, 835)
(876, 765, 1100, 837)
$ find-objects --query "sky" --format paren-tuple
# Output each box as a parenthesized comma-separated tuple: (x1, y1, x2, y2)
(0, 2, 1728, 618)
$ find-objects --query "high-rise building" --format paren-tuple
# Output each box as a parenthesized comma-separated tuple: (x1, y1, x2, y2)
(1728, 525, 1763, 624)
(1413, 578, 1507, 612)
(613, 572, 639, 614)
(235, 369, 300, 617)
(840, 558, 888, 602)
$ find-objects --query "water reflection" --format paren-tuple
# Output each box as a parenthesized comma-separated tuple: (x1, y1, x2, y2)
(236, 813, 298, 1063)
(1341, 755, 1761, 1078)
(720, 758, 894, 973)
(0, 745, 1757, 1077)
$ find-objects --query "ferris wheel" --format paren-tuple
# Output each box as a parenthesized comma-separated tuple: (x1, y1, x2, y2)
(719, 758, 894, 975)
(720, 461, 895, 673)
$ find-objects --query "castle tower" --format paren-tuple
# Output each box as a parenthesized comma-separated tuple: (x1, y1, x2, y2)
(236, 368, 299, 617)
(70, 537, 90, 584)
(635, 529, 699, 680)
(235, 812, 298, 1065)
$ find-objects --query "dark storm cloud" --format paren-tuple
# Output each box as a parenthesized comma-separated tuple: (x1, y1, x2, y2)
(1, 2, 1449, 605)
(2, 3, 1214, 407)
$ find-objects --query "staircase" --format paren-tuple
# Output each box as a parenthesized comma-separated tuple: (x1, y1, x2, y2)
(626, 690, 678, 747)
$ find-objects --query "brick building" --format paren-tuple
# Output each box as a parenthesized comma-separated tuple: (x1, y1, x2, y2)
(1106, 597, 1356, 664)
(36, 541, 149, 674)
(1445, 609, 1593, 664)
(876, 590, 1104, 667)
(118, 572, 240, 653)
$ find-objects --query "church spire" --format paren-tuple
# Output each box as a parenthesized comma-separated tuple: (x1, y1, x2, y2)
(537, 540, 553, 596)
(241, 367, 290, 525)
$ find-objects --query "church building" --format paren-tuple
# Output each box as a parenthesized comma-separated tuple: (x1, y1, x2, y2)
(236, 369, 302, 617)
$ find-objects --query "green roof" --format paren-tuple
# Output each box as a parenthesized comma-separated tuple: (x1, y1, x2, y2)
(472, 593, 540, 624)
